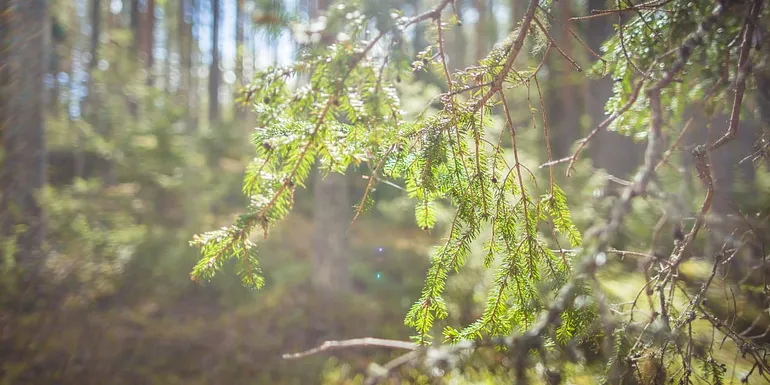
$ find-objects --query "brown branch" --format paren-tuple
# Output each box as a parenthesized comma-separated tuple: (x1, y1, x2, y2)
(617, 0, 650, 78)
(710, 0, 764, 150)
(405, 0, 454, 28)
(282, 338, 416, 360)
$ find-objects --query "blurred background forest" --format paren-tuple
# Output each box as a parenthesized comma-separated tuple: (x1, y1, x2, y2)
(1, 0, 769, 384)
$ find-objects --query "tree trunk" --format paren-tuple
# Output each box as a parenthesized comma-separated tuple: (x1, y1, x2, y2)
(131, 0, 140, 52)
(87, 0, 116, 185)
(0, 0, 49, 273)
(235, 0, 245, 120)
(90, 0, 101, 69)
(182, 0, 198, 131)
(49, 17, 63, 115)
(141, 0, 155, 85)
(209, 0, 220, 123)
(311, 171, 352, 293)
(310, 0, 351, 296)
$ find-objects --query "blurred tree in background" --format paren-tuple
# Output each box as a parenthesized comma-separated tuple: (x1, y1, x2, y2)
(1, 0, 770, 384)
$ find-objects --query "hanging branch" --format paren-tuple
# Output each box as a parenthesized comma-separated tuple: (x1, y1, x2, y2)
(711, 0, 764, 150)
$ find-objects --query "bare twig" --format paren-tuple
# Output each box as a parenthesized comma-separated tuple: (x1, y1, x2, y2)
(538, 6, 606, 65)
(533, 17, 582, 72)
(283, 338, 416, 360)
(566, 78, 646, 176)
(363, 350, 420, 385)
(655, 116, 694, 171)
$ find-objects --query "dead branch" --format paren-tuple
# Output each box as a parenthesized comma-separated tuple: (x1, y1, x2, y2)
(282, 338, 416, 360)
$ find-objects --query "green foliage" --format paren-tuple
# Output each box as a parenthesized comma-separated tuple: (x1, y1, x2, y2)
(594, 0, 752, 138)
(40, 180, 147, 306)
(701, 356, 727, 385)
(192, 0, 586, 348)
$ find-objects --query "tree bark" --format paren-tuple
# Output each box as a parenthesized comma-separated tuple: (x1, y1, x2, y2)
(0, 0, 49, 272)
(209, 0, 220, 123)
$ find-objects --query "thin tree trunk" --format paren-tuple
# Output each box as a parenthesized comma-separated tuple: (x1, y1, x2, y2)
(209, 0, 220, 123)
(141, 0, 155, 85)
(131, 0, 140, 52)
(87, 0, 116, 185)
(179, 0, 189, 95)
(90, 0, 101, 69)
(235, 0, 245, 120)
(49, 17, 61, 115)
(182, 0, 198, 131)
